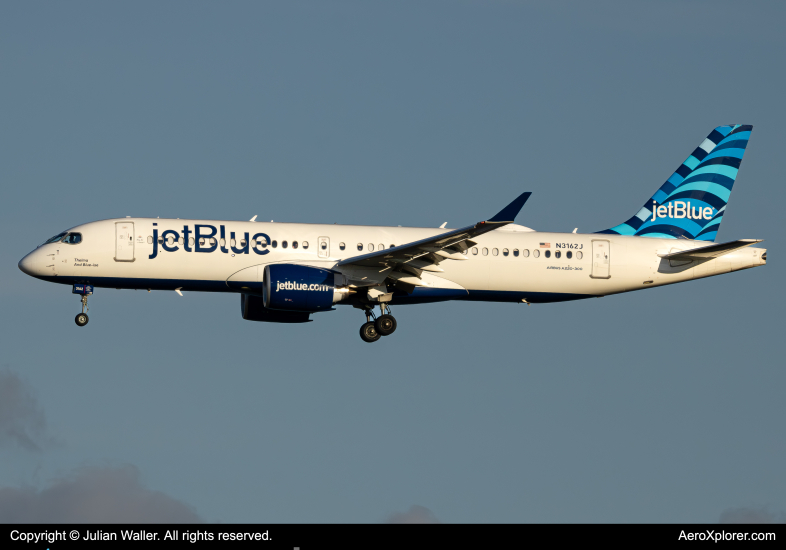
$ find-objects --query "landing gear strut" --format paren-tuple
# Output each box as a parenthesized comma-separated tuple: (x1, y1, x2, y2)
(359, 303, 397, 343)
(73, 284, 93, 327)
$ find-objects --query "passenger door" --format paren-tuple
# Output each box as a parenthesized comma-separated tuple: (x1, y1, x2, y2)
(115, 222, 135, 262)
(591, 239, 611, 279)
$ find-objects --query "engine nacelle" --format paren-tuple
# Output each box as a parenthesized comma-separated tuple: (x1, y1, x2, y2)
(263, 264, 346, 312)
(241, 294, 311, 323)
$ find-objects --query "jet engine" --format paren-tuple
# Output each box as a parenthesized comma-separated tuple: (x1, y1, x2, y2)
(262, 264, 351, 312)
(241, 293, 311, 323)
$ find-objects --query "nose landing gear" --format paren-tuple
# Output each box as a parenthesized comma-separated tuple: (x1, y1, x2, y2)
(359, 303, 396, 343)
(72, 284, 93, 327)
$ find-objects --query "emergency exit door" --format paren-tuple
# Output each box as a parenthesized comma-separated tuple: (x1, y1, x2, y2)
(591, 239, 610, 279)
(318, 237, 330, 258)
(115, 222, 135, 262)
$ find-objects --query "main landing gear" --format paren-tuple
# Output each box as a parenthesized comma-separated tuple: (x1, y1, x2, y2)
(359, 303, 397, 343)
(73, 284, 93, 327)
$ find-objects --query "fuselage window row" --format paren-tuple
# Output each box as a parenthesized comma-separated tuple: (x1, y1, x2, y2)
(140, 235, 588, 261)
(466, 247, 582, 260)
(144, 235, 320, 251)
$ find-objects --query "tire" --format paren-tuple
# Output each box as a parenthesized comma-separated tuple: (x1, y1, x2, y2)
(359, 321, 381, 343)
(375, 314, 397, 336)
(75, 313, 89, 327)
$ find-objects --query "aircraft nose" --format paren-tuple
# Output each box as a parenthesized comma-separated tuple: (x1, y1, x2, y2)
(18, 251, 38, 276)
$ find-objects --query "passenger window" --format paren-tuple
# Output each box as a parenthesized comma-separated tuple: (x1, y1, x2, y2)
(462, 249, 468, 255)
(271, 240, 277, 248)
(576, 251, 583, 260)
(482, 248, 488, 256)
(513, 248, 519, 257)
(282, 241, 288, 248)
(219, 238, 225, 247)
(472, 247, 478, 255)
(390, 244, 395, 249)
(378, 244, 384, 250)
(321, 241, 327, 250)
(522, 249, 530, 257)
(302, 241, 308, 249)
(545, 250, 551, 258)
(533, 250, 540, 258)
(189, 238, 195, 247)
(259, 238, 268, 248)
(357, 243, 363, 251)
(147, 236, 153, 244)
(502, 248, 509, 256)
(555, 250, 561, 259)
(567, 251, 572, 259)
(492, 248, 499, 256)
(292, 241, 298, 249)
(339, 242, 346, 250)
(368, 244, 374, 251)
(178, 237, 183, 244)
(230, 239, 236, 247)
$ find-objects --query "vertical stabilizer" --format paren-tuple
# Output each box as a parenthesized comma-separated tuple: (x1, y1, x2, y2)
(597, 125, 752, 241)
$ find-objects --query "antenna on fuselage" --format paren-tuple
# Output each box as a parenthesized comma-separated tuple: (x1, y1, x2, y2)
(249, 215, 257, 222)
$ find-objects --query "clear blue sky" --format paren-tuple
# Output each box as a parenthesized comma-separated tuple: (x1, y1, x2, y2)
(1, 1, 784, 523)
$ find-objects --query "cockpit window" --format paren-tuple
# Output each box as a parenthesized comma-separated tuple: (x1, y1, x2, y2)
(62, 233, 82, 244)
(41, 232, 67, 246)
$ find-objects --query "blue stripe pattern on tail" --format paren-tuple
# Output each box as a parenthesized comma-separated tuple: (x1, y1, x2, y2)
(597, 125, 752, 242)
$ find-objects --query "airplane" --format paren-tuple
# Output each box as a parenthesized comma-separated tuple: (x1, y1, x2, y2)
(18, 124, 765, 342)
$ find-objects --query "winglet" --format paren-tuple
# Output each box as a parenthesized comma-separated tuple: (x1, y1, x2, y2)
(488, 192, 532, 223)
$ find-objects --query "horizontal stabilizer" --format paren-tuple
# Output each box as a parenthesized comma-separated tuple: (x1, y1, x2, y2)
(657, 239, 762, 261)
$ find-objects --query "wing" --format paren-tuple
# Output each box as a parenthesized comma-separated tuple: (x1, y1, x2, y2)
(334, 192, 531, 288)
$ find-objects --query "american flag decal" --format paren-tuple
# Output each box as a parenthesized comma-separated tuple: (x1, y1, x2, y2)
(540, 243, 550, 248)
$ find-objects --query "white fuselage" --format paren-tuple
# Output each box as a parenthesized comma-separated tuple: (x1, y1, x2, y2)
(18, 218, 766, 305)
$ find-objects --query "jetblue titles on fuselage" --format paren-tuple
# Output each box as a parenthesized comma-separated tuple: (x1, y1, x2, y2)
(149, 223, 270, 259)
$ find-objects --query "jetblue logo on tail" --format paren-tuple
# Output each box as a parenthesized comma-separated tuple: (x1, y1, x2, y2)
(650, 200, 714, 222)
(597, 124, 752, 242)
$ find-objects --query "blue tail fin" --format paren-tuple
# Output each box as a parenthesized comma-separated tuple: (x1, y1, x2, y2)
(597, 125, 752, 242)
